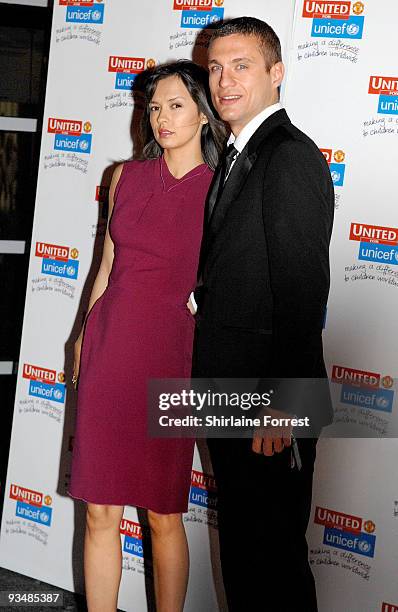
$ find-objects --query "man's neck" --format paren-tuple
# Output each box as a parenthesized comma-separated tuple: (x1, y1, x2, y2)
(231, 100, 281, 137)
(228, 102, 283, 149)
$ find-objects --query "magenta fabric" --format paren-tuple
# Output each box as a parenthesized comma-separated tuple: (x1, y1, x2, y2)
(68, 157, 213, 513)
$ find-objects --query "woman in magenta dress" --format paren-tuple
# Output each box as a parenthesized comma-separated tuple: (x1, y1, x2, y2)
(68, 61, 225, 611)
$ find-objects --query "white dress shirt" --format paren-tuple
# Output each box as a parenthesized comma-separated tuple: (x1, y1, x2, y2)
(226, 102, 283, 179)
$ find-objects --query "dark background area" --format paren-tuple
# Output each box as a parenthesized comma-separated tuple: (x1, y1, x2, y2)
(0, 4, 93, 606)
(0, 0, 52, 524)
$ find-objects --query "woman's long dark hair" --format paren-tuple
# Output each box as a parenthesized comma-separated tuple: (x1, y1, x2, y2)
(141, 60, 226, 171)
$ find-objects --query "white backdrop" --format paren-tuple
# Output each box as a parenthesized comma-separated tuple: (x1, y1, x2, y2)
(284, 2, 398, 611)
(1, 1, 398, 611)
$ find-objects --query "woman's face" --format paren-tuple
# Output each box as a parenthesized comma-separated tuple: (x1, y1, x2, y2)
(149, 75, 207, 152)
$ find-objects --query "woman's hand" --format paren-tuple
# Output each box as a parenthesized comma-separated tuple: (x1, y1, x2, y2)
(72, 332, 83, 389)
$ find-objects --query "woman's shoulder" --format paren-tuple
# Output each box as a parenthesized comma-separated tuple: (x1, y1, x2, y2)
(119, 157, 158, 178)
(113, 158, 158, 202)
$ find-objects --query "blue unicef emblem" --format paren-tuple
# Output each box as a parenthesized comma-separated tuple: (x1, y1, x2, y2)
(79, 138, 90, 152)
(358, 539, 371, 554)
(347, 22, 360, 36)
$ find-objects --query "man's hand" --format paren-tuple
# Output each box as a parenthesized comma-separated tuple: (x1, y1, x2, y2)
(252, 407, 293, 456)
(187, 295, 196, 315)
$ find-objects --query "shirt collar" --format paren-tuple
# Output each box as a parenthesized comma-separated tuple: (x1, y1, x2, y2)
(227, 102, 283, 152)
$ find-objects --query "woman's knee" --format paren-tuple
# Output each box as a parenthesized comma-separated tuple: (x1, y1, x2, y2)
(147, 510, 182, 537)
(86, 503, 124, 533)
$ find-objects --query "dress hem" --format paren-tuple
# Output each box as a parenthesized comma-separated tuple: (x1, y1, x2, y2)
(67, 489, 189, 515)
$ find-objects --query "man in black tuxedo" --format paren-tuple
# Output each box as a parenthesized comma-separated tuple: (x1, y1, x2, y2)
(193, 17, 334, 612)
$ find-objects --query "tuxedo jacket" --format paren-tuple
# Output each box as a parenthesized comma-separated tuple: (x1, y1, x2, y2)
(194, 109, 335, 427)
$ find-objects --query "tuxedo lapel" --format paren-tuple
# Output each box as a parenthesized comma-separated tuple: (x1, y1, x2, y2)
(209, 151, 254, 233)
(207, 109, 291, 234)
(198, 109, 291, 279)
(206, 163, 224, 221)
(245, 108, 290, 158)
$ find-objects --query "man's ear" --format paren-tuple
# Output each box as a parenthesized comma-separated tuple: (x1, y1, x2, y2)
(271, 61, 285, 90)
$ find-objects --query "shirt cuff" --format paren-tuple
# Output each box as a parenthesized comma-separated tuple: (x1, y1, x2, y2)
(190, 291, 198, 314)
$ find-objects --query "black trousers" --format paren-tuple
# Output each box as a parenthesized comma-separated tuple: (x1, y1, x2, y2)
(193, 323, 319, 611)
(207, 436, 318, 612)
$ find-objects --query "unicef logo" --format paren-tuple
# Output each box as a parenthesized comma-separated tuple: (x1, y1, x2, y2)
(66, 266, 75, 277)
(92, 10, 101, 21)
(79, 139, 89, 151)
(331, 171, 341, 184)
(347, 23, 360, 36)
(376, 395, 389, 409)
(40, 512, 49, 523)
(53, 389, 63, 400)
(358, 539, 371, 553)
(395, 251, 398, 264)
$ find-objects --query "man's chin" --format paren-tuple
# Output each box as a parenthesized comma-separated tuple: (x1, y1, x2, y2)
(216, 109, 241, 124)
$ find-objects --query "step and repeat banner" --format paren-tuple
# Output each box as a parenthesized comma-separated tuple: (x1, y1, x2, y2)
(284, 2, 398, 611)
(0, 2, 294, 612)
(0, 1, 397, 611)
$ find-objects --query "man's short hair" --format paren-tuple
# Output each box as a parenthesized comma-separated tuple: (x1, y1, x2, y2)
(210, 16, 282, 71)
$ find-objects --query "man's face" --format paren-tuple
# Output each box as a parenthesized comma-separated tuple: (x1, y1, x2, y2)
(208, 33, 284, 136)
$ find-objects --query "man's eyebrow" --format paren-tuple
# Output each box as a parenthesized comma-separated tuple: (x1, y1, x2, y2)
(208, 57, 254, 65)
(231, 57, 254, 63)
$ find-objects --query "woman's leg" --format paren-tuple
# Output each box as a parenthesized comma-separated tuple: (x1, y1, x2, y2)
(148, 510, 189, 612)
(84, 503, 124, 612)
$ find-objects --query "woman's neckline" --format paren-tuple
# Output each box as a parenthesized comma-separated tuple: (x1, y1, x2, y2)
(159, 155, 208, 192)
(160, 155, 208, 191)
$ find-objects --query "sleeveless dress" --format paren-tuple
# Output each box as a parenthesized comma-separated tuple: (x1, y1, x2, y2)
(68, 157, 213, 513)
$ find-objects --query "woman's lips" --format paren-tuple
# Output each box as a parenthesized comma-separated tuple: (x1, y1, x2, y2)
(158, 129, 174, 137)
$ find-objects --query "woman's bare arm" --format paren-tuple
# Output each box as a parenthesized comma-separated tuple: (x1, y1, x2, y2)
(73, 163, 124, 383)
(83, 163, 123, 321)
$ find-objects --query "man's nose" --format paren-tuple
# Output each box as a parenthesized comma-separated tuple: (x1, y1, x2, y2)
(219, 68, 235, 88)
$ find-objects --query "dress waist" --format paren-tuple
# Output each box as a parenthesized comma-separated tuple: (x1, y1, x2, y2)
(105, 278, 193, 311)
